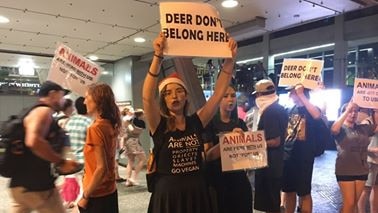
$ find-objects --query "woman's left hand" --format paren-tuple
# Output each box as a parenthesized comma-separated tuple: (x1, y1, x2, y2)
(78, 197, 89, 209)
(232, 127, 244, 135)
(228, 36, 238, 60)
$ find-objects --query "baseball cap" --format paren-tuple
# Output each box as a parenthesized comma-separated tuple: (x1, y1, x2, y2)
(38, 81, 70, 97)
(158, 72, 188, 94)
(252, 79, 276, 96)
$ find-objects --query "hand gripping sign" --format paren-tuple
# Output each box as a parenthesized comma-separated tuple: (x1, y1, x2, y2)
(353, 78, 378, 109)
(219, 131, 268, 172)
(159, 2, 232, 58)
(48, 43, 102, 96)
(278, 58, 324, 90)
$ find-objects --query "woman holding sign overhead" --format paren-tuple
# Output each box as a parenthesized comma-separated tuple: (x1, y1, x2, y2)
(203, 83, 253, 213)
(142, 32, 237, 213)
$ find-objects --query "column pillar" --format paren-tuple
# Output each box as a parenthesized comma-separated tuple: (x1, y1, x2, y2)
(333, 15, 348, 89)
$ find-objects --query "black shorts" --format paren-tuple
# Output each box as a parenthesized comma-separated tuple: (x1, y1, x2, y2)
(78, 190, 119, 213)
(282, 157, 314, 196)
(254, 168, 282, 212)
(336, 175, 368, 182)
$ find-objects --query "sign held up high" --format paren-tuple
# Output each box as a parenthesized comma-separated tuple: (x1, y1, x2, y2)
(278, 58, 324, 90)
(47, 43, 102, 96)
(159, 2, 232, 58)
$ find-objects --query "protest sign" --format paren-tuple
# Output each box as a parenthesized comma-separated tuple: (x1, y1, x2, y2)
(353, 78, 378, 109)
(278, 58, 324, 90)
(219, 131, 267, 172)
(47, 43, 102, 96)
(159, 2, 231, 58)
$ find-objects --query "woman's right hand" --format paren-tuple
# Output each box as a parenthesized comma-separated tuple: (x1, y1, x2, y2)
(153, 32, 165, 57)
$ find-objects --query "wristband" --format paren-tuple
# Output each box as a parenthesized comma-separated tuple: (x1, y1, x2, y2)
(154, 54, 164, 60)
(221, 70, 232, 75)
(148, 70, 159, 78)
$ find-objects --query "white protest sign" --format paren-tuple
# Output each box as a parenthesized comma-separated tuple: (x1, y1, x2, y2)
(353, 78, 378, 109)
(219, 131, 267, 172)
(48, 43, 102, 96)
(278, 58, 324, 90)
(160, 2, 231, 58)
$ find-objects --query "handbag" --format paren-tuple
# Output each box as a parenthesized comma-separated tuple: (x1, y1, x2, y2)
(146, 150, 159, 193)
(146, 138, 164, 193)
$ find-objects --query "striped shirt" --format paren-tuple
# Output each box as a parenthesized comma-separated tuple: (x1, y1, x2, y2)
(65, 114, 92, 163)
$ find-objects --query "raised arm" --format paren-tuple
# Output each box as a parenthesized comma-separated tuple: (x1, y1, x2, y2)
(198, 37, 237, 127)
(295, 85, 321, 120)
(142, 33, 165, 134)
(331, 102, 353, 135)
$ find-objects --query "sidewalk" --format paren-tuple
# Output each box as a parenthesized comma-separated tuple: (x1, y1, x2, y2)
(0, 151, 342, 213)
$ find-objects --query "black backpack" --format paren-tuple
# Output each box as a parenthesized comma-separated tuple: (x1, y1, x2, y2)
(313, 115, 333, 157)
(0, 104, 48, 177)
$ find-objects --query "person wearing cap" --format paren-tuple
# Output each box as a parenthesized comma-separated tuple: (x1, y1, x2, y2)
(9, 80, 79, 213)
(124, 108, 147, 187)
(281, 84, 324, 213)
(143, 32, 237, 213)
(252, 79, 288, 213)
(203, 83, 253, 213)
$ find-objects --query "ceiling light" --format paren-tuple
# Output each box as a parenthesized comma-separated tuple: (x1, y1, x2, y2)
(236, 57, 263, 64)
(88, 55, 98, 61)
(102, 71, 109, 75)
(273, 43, 335, 58)
(222, 0, 238, 8)
(0, 15, 10, 23)
(134, 37, 146, 43)
(18, 58, 35, 76)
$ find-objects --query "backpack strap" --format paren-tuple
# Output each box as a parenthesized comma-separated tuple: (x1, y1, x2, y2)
(20, 103, 51, 119)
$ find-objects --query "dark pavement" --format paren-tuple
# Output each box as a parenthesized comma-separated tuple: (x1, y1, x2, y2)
(0, 151, 343, 212)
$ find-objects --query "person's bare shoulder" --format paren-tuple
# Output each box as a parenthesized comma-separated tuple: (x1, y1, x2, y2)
(24, 106, 53, 125)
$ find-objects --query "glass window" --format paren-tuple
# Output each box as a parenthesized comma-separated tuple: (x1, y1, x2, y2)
(323, 69, 333, 88)
(309, 52, 322, 58)
(347, 51, 356, 65)
(346, 67, 356, 86)
(291, 54, 307, 59)
(324, 55, 334, 68)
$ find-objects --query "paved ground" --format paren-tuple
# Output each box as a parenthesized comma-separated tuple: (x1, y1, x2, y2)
(0, 151, 346, 212)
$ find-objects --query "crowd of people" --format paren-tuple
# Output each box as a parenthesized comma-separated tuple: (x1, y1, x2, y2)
(3, 32, 378, 213)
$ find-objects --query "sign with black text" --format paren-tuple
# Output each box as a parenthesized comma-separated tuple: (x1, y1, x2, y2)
(48, 43, 102, 96)
(278, 58, 324, 90)
(219, 131, 267, 171)
(159, 2, 231, 58)
(353, 78, 378, 109)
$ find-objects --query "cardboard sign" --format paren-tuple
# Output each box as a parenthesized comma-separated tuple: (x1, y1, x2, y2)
(219, 131, 267, 171)
(278, 58, 324, 90)
(47, 43, 102, 96)
(159, 2, 232, 58)
(353, 78, 378, 109)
